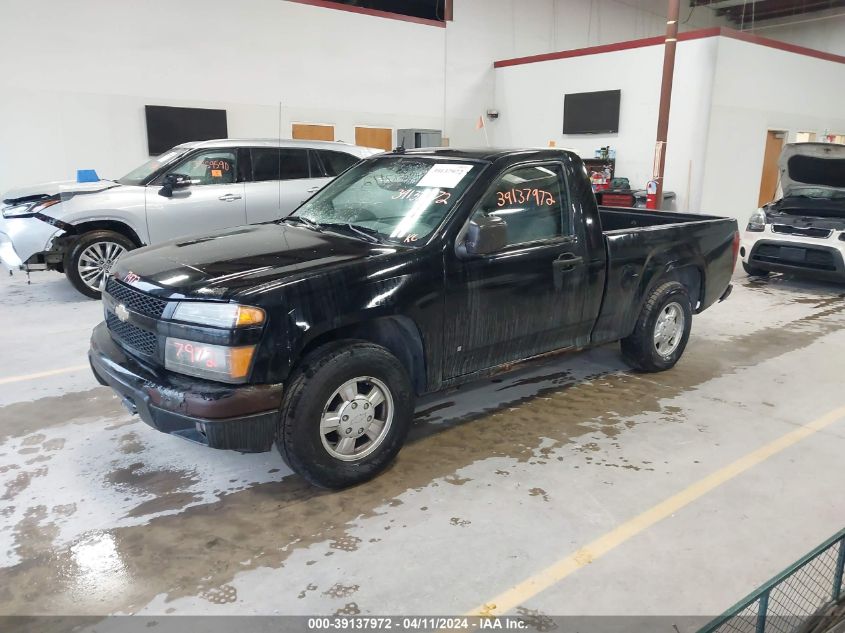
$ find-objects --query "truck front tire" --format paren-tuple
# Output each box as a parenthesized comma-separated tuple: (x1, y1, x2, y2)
(276, 341, 415, 489)
(621, 281, 692, 372)
(64, 230, 135, 299)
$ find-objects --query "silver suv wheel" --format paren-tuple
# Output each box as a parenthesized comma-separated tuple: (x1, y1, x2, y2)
(77, 241, 127, 291)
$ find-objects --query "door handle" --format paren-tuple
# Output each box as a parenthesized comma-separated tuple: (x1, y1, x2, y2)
(553, 253, 583, 272)
(218, 193, 242, 202)
(306, 186, 321, 194)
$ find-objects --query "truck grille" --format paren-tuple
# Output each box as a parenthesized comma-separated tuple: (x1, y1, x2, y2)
(771, 225, 832, 239)
(106, 313, 158, 356)
(752, 244, 837, 271)
(105, 278, 167, 318)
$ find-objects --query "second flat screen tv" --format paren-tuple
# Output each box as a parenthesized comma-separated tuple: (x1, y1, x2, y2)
(563, 90, 621, 134)
(145, 105, 228, 155)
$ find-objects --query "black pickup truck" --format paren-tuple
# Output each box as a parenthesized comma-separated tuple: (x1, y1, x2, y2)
(89, 148, 738, 488)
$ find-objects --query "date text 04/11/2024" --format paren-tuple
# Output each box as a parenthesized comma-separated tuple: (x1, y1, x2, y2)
(306, 616, 529, 629)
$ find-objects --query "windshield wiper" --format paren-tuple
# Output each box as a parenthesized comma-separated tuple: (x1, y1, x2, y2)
(283, 215, 323, 232)
(320, 223, 385, 244)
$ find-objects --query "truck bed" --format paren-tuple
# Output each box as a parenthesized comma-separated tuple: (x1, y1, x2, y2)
(598, 206, 726, 232)
(591, 206, 738, 346)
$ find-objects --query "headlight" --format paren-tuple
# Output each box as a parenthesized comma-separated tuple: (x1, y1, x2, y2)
(747, 208, 767, 232)
(2, 202, 35, 218)
(165, 338, 256, 383)
(1, 198, 59, 218)
(171, 302, 265, 328)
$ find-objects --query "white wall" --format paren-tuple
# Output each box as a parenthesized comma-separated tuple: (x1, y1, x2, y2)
(444, 0, 727, 147)
(747, 9, 845, 57)
(5, 0, 840, 212)
(0, 0, 447, 193)
(491, 37, 720, 210)
(699, 37, 845, 225)
(0, 0, 727, 193)
(490, 32, 845, 219)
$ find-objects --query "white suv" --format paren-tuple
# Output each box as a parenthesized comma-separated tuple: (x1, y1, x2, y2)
(0, 139, 378, 297)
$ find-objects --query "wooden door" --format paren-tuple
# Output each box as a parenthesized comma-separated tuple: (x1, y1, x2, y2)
(355, 127, 393, 151)
(292, 123, 334, 142)
(758, 131, 785, 207)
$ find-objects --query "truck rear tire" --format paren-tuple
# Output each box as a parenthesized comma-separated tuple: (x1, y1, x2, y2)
(742, 261, 770, 277)
(64, 230, 135, 299)
(276, 341, 415, 489)
(621, 281, 692, 373)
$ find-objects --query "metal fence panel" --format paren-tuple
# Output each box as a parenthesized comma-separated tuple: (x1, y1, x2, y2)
(700, 530, 845, 633)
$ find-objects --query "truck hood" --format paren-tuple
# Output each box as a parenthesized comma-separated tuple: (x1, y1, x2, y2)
(112, 223, 400, 300)
(779, 143, 845, 198)
(2, 179, 121, 205)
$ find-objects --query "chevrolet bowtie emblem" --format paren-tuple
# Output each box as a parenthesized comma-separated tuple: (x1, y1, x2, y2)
(115, 304, 130, 322)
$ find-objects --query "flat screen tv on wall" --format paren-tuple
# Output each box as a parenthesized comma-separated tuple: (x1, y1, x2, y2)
(563, 90, 621, 134)
(145, 105, 228, 155)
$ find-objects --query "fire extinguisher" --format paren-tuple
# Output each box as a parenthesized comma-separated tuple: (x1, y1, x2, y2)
(646, 180, 658, 210)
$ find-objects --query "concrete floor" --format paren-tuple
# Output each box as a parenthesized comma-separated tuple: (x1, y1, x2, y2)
(0, 268, 843, 626)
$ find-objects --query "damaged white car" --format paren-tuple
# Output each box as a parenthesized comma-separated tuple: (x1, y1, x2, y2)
(0, 139, 375, 297)
(741, 142, 845, 282)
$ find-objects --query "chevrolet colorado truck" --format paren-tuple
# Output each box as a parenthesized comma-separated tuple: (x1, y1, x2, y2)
(741, 142, 845, 281)
(89, 148, 738, 488)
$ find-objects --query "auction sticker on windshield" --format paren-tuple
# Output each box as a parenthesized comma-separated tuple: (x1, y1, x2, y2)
(417, 164, 474, 188)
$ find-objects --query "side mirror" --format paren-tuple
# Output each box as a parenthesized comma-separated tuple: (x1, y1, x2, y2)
(459, 214, 508, 257)
(158, 173, 192, 197)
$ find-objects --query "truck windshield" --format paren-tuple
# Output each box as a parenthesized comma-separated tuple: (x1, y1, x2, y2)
(117, 148, 192, 186)
(290, 156, 484, 245)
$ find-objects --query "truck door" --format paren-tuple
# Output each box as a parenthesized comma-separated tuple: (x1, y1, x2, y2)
(145, 148, 246, 244)
(443, 161, 591, 379)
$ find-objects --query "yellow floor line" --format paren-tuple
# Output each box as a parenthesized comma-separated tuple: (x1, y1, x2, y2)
(471, 405, 845, 617)
(0, 364, 90, 386)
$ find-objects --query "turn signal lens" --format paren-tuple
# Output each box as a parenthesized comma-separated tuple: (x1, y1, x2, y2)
(172, 302, 265, 329)
(236, 306, 266, 327)
(229, 346, 256, 380)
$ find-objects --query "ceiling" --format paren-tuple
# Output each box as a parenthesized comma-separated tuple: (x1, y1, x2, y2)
(691, 0, 845, 25)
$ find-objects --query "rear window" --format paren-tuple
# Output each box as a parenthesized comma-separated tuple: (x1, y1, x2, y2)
(318, 150, 360, 177)
(279, 148, 310, 180)
(251, 148, 280, 182)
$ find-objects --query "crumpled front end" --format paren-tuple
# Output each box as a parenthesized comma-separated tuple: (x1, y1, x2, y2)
(0, 213, 62, 271)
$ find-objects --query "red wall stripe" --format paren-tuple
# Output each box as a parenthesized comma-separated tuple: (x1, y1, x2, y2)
(493, 27, 845, 68)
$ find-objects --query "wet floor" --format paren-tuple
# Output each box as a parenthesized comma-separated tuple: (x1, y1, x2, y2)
(0, 270, 843, 621)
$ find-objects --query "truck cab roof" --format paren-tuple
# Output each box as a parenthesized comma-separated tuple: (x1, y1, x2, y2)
(389, 147, 580, 163)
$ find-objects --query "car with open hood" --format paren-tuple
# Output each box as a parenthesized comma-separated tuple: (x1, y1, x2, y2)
(0, 139, 377, 297)
(741, 142, 845, 281)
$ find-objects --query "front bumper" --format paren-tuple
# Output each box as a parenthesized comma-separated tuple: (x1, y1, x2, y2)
(0, 232, 22, 271)
(741, 232, 845, 282)
(0, 215, 61, 271)
(89, 322, 282, 452)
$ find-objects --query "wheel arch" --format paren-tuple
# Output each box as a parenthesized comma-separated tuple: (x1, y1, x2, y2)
(660, 264, 704, 311)
(66, 220, 145, 247)
(297, 315, 427, 395)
